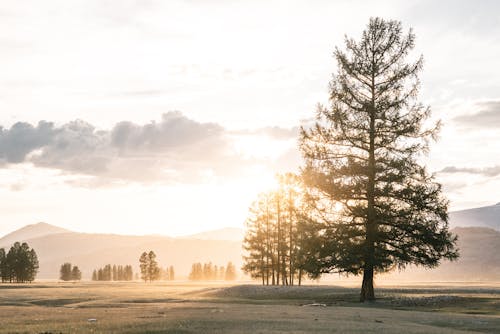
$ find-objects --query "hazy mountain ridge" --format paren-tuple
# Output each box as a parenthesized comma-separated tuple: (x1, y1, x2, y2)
(1, 202, 499, 280)
(449, 202, 500, 230)
(181, 227, 244, 241)
(0, 225, 242, 279)
(0, 222, 69, 248)
(385, 227, 500, 281)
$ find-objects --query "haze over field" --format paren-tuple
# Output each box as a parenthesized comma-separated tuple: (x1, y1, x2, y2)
(1, 0, 500, 238)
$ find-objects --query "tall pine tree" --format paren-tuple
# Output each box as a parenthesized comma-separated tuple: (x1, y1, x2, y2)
(300, 17, 458, 301)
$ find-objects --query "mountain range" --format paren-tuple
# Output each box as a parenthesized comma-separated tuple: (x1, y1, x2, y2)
(0, 202, 498, 281)
(0, 223, 243, 279)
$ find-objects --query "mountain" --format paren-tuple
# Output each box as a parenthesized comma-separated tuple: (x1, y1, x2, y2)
(385, 227, 500, 281)
(450, 203, 500, 231)
(182, 227, 244, 241)
(0, 222, 69, 248)
(0, 225, 242, 280)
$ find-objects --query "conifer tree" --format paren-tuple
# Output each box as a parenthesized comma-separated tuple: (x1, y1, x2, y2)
(71, 266, 82, 281)
(225, 262, 237, 281)
(299, 17, 458, 301)
(0, 248, 6, 282)
(139, 251, 160, 282)
(60, 263, 72, 281)
(169, 265, 175, 281)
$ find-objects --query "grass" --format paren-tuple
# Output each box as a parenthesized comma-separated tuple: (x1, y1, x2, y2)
(0, 281, 499, 333)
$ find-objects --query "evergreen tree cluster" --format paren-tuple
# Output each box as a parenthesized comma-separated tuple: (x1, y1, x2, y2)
(242, 174, 316, 286)
(59, 263, 82, 281)
(188, 261, 236, 281)
(0, 242, 39, 283)
(160, 265, 175, 281)
(91, 264, 133, 281)
(139, 251, 161, 282)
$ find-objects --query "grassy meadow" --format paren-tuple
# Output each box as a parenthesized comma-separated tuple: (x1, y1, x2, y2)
(0, 281, 499, 333)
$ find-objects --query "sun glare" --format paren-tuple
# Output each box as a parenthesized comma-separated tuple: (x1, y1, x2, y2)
(232, 134, 294, 160)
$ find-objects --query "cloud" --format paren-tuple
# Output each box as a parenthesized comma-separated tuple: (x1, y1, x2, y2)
(0, 121, 55, 163)
(453, 101, 500, 128)
(438, 165, 500, 177)
(0, 112, 299, 185)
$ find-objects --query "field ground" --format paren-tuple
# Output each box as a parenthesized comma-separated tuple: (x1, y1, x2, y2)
(0, 281, 499, 333)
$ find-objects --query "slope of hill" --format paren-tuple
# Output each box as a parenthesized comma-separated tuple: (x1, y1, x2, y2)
(384, 227, 500, 281)
(450, 203, 500, 231)
(0, 222, 69, 248)
(181, 227, 244, 241)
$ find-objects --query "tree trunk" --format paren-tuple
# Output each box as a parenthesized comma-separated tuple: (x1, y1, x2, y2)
(360, 55, 377, 303)
(360, 265, 375, 301)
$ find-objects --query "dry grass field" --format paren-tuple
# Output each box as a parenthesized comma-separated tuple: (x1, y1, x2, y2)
(0, 281, 499, 333)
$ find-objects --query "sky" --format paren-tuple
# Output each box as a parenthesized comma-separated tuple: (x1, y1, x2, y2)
(0, 0, 499, 237)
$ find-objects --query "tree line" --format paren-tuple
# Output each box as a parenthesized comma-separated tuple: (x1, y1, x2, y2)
(243, 174, 317, 286)
(243, 17, 458, 301)
(0, 242, 38, 283)
(188, 261, 237, 281)
(91, 264, 134, 281)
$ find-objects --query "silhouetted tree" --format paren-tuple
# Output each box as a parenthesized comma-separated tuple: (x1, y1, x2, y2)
(218, 266, 225, 280)
(59, 263, 72, 281)
(1, 242, 39, 283)
(71, 266, 82, 281)
(299, 17, 458, 301)
(103, 264, 112, 281)
(188, 262, 203, 280)
(92, 264, 133, 281)
(225, 262, 237, 281)
(243, 174, 313, 286)
(139, 251, 160, 282)
(169, 265, 175, 281)
(0, 248, 8, 282)
(125, 265, 134, 281)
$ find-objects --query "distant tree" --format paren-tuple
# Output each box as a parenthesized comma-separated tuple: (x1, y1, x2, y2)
(59, 263, 72, 281)
(225, 262, 237, 281)
(0, 248, 8, 282)
(71, 266, 82, 281)
(125, 265, 134, 281)
(60, 263, 81, 281)
(218, 266, 225, 280)
(91, 264, 133, 281)
(169, 265, 175, 281)
(203, 262, 214, 280)
(3, 242, 39, 283)
(103, 264, 112, 281)
(243, 174, 313, 286)
(299, 17, 459, 301)
(188, 262, 203, 281)
(139, 252, 148, 282)
(139, 251, 160, 282)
